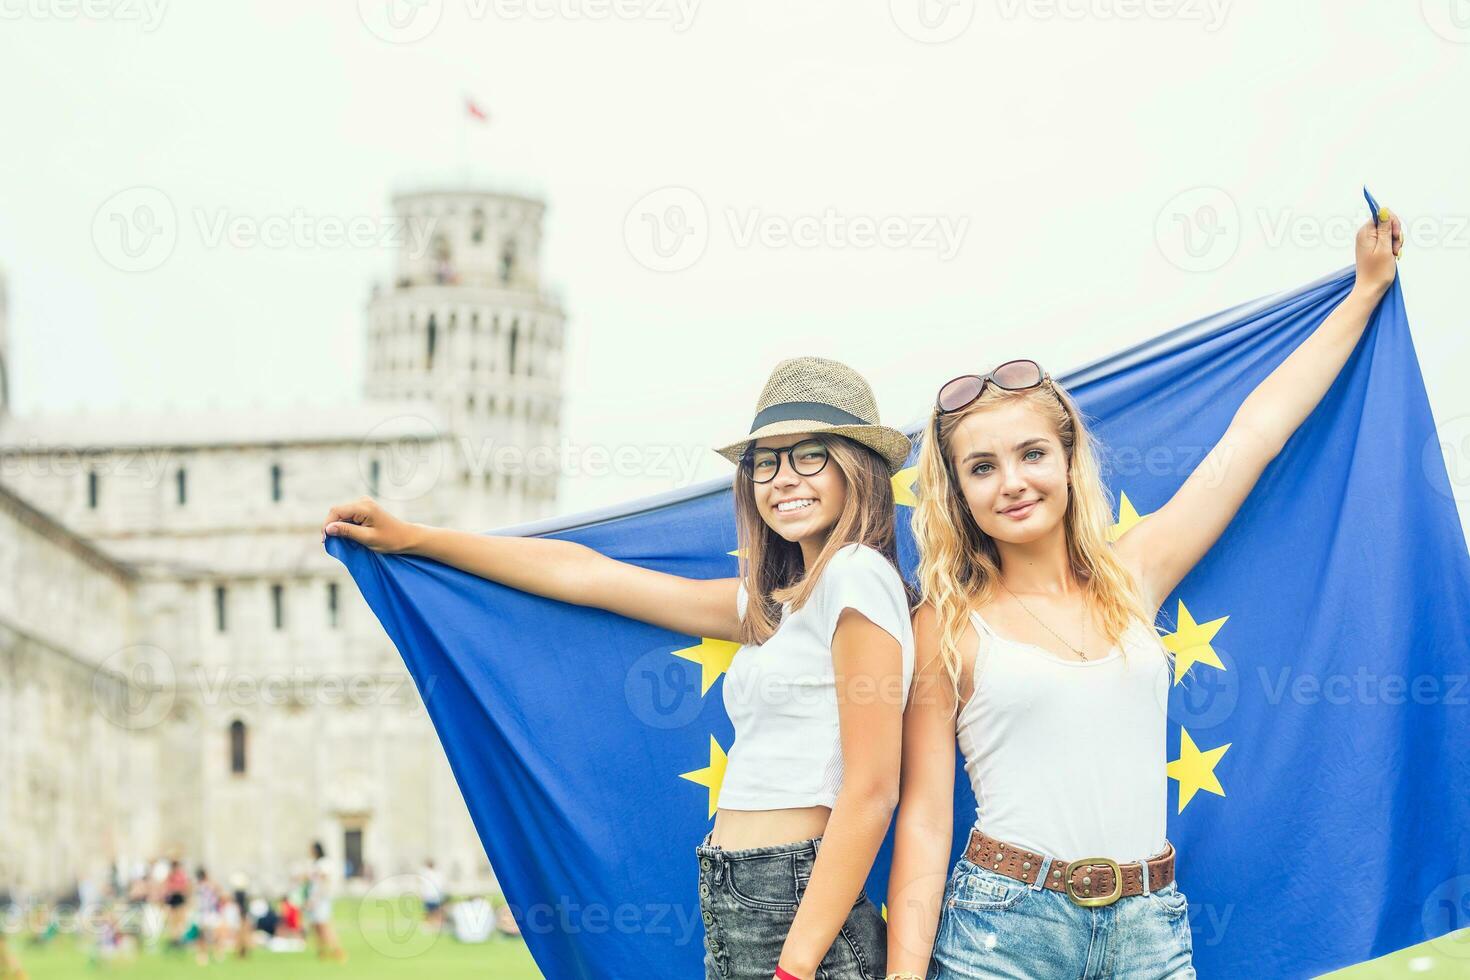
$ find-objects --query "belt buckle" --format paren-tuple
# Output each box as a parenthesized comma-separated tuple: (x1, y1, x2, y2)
(1063, 857, 1123, 907)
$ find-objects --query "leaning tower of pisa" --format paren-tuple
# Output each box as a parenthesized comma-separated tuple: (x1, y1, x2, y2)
(364, 188, 567, 531)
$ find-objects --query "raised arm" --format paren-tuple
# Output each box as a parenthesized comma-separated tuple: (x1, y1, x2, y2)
(321, 496, 742, 643)
(885, 603, 958, 977)
(1116, 208, 1404, 612)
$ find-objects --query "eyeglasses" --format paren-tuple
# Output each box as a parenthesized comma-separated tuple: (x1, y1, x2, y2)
(741, 438, 831, 484)
(935, 359, 1050, 415)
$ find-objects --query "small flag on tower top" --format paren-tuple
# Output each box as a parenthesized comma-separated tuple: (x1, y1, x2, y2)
(466, 97, 488, 123)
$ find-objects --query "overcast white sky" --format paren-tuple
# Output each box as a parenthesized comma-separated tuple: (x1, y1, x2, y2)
(0, 1, 1466, 538)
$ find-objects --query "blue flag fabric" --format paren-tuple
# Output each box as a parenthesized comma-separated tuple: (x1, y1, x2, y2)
(327, 263, 1470, 978)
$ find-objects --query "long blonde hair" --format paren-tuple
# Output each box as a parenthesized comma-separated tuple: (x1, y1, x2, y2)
(911, 379, 1171, 701)
(735, 435, 914, 646)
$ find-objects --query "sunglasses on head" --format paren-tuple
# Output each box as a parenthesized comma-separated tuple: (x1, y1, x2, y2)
(934, 359, 1051, 415)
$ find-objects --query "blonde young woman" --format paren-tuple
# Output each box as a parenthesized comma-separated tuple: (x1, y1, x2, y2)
(322, 357, 917, 980)
(881, 211, 1403, 979)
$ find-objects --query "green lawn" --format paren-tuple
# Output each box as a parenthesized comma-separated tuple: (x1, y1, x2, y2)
(10, 897, 543, 979)
(1324, 927, 1470, 978)
(8, 898, 1466, 978)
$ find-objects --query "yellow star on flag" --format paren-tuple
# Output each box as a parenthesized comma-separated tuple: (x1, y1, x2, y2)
(672, 638, 739, 696)
(892, 466, 918, 508)
(680, 736, 728, 819)
(1108, 491, 1150, 541)
(728, 547, 744, 558)
(1161, 600, 1229, 685)
(1166, 727, 1230, 813)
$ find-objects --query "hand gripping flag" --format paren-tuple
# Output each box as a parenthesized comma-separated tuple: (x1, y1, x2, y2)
(327, 221, 1470, 978)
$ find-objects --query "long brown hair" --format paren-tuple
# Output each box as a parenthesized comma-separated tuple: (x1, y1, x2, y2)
(734, 435, 913, 646)
(911, 379, 1172, 702)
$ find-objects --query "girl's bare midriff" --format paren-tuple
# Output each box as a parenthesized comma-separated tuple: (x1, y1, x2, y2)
(709, 805, 832, 850)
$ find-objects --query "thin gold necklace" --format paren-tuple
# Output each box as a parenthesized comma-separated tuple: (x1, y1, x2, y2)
(998, 580, 1089, 661)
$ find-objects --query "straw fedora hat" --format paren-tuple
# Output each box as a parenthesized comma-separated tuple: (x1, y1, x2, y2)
(715, 356, 912, 474)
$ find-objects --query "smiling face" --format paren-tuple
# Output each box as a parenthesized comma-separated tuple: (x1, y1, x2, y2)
(749, 433, 848, 547)
(947, 397, 1070, 544)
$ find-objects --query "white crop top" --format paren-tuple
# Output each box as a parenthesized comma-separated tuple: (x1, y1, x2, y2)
(955, 608, 1170, 863)
(718, 543, 915, 811)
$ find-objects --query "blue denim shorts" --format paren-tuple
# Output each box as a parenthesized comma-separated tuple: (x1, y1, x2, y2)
(929, 853, 1196, 979)
(696, 833, 887, 980)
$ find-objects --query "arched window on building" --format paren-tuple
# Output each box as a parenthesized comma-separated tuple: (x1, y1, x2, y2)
(229, 719, 247, 775)
(499, 237, 517, 284)
(215, 585, 228, 632)
(433, 234, 454, 284)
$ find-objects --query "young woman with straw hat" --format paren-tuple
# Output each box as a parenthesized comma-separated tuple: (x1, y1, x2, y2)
(323, 356, 917, 980)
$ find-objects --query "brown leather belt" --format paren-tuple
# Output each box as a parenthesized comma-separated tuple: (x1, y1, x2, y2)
(963, 828, 1176, 908)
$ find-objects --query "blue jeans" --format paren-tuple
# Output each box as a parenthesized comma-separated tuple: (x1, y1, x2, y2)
(929, 855, 1196, 979)
(697, 833, 887, 980)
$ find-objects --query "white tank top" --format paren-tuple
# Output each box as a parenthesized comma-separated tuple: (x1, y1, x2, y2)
(718, 543, 915, 810)
(954, 607, 1170, 863)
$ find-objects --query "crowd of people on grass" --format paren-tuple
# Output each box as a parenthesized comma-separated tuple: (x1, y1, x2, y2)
(1, 843, 523, 971)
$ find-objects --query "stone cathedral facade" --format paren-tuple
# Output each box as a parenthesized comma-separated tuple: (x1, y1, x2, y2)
(0, 186, 566, 901)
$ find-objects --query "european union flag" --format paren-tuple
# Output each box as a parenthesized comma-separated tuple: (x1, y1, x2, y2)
(327, 257, 1470, 978)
